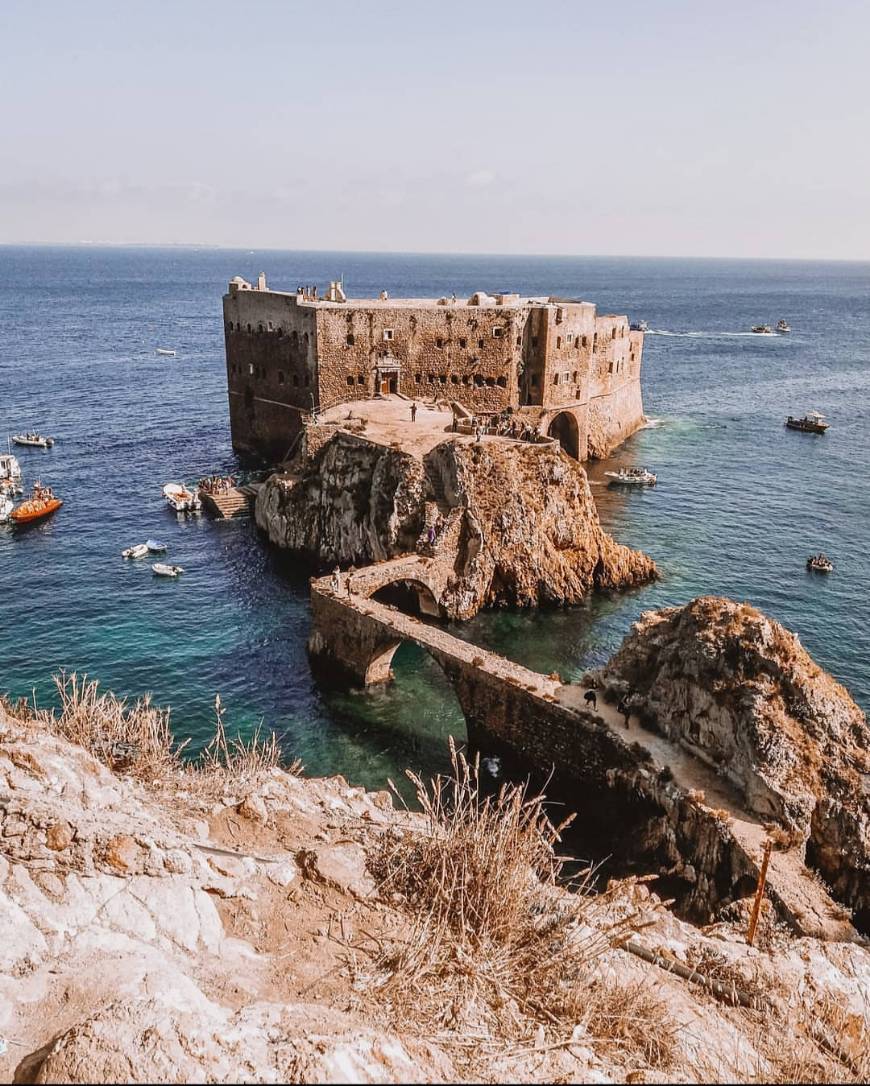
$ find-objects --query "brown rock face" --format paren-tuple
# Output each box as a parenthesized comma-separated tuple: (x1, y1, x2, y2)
(257, 432, 656, 619)
(45, 820, 74, 851)
(598, 597, 870, 925)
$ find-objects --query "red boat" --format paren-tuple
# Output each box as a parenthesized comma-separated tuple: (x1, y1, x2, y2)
(11, 482, 63, 524)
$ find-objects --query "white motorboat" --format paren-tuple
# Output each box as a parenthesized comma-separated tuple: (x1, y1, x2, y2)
(12, 432, 55, 448)
(146, 539, 167, 553)
(776, 319, 791, 334)
(122, 543, 150, 559)
(0, 452, 22, 481)
(629, 320, 649, 332)
(0, 496, 13, 524)
(806, 553, 833, 573)
(156, 348, 177, 357)
(751, 325, 773, 335)
(152, 563, 184, 577)
(163, 482, 202, 513)
(605, 467, 657, 487)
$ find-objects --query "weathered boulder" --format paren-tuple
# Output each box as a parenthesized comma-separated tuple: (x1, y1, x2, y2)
(597, 597, 870, 923)
(257, 432, 656, 619)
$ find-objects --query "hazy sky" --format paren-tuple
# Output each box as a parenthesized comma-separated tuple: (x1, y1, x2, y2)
(2, 0, 869, 258)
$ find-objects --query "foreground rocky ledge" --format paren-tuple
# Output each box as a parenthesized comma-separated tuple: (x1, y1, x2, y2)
(2, 644, 869, 1082)
(256, 431, 655, 619)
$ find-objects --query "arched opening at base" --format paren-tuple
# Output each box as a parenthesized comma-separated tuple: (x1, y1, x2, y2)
(371, 579, 443, 619)
(546, 411, 580, 459)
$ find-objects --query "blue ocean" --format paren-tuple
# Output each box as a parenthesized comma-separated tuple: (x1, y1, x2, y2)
(1, 247, 868, 790)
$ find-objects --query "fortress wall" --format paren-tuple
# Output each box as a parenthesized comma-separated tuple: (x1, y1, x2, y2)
(315, 304, 521, 413)
(223, 291, 318, 457)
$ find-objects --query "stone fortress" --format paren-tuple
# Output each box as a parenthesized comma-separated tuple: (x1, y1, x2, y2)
(223, 274, 646, 462)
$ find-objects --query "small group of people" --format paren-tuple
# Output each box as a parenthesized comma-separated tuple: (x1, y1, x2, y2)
(198, 475, 236, 495)
(465, 411, 540, 444)
(583, 687, 635, 729)
(330, 565, 356, 597)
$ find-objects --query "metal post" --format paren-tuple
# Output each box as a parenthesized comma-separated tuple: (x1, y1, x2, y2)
(747, 839, 773, 946)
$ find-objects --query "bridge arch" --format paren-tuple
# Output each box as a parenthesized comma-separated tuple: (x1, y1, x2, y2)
(371, 578, 444, 618)
(546, 410, 580, 459)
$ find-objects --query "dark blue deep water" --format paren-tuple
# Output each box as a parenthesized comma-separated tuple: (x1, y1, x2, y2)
(2, 247, 868, 790)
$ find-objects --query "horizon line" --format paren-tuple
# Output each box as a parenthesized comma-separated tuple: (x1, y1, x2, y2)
(1, 241, 869, 265)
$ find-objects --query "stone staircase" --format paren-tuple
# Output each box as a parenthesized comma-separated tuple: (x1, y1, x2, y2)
(201, 487, 252, 519)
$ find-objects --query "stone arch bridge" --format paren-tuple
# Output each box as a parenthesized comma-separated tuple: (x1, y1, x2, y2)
(307, 567, 854, 942)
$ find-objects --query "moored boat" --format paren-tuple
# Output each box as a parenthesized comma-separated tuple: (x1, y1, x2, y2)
(146, 539, 167, 553)
(152, 563, 184, 577)
(163, 482, 202, 512)
(122, 543, 150, 559)
(0, 495, 13, 524)
(604, 467, 657, 487)
(10, 482, 62, 524)
(0, 452, 22, 481)
(12, 432, 55, 448)
(156, 348, 177, 357)
(751, 325, 773, 334)
(806, 553, 833, 573)
(786, 411, 828, 434)
(776, 319, 791, 333)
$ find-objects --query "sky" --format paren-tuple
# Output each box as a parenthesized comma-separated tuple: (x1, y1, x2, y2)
(1, 0, 869, 259)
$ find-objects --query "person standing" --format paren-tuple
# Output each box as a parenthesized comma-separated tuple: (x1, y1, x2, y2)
(331, 566, 341, 594)
(584, 689, 597, 710)
(410, 402, 417, 422)
(617, 697, 631, 729)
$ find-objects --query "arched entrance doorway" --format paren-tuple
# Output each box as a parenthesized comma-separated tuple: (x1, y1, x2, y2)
(546, 411, 580, 459)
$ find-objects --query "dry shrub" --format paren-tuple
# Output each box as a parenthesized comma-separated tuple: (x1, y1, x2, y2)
(4, 673, 293, 791)
(369, 739, 677, 1068)
(4, 672, 182, 782)
(757, 988, 870, 1083)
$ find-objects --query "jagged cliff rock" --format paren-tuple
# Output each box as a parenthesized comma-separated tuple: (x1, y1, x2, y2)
(2, 700, 869, 1083)
(257, 433, 656, 619)
(596, 597, 870, 924)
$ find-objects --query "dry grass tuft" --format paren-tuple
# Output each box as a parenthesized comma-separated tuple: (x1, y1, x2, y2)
(368, 739, 677, 1068)
(3, 673, 294, 791)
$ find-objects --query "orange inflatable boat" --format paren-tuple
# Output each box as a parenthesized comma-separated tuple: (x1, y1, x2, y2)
(11, 482, 63, 524)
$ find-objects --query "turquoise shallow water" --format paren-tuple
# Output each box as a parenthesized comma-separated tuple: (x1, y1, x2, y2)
(1, 247, 868, 792)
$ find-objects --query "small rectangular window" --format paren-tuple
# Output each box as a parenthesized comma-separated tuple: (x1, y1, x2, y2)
(459, 337, 467, 348)
(478, 338, 484, 349)
(383, 329, 394, 342)
(357, 375, 365, 384)
(566, 333, 574, 344)
(415, 374, 422, 383)
(582, 335, 588, 348)
(556, 336, 562, 349)
(347, 376, 355, 387)
(436, 337, 444, 349)
(553, 374, 559, 385)
(492, 327, 503, 338)
(346, 333, 355, 346)
(278, 371, 285, 384)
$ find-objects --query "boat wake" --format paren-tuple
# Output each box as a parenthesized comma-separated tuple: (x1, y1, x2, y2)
(647, 329, 779, 338)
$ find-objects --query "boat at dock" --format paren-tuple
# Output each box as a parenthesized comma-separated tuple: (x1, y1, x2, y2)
(1, 452, 22, 481)
(146, 539, 167, 553)
(163, 482, 202, 512)
(155, 348, 176, 357)
(776, 319, 791, 333)
(605, 467, 657, 487)
(786, 411, 828, 434)
(152, 563, 184, 577)
(11, 432, 55, 448)
(807, 553, 833, 573)
(0, 495, 13, 524)
(10, 482, 62, 524)
(751, 325, 773, 335)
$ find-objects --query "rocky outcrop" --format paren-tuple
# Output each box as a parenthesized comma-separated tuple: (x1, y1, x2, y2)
(596, 597, 870, 925)
(257, 432, 656, 619)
